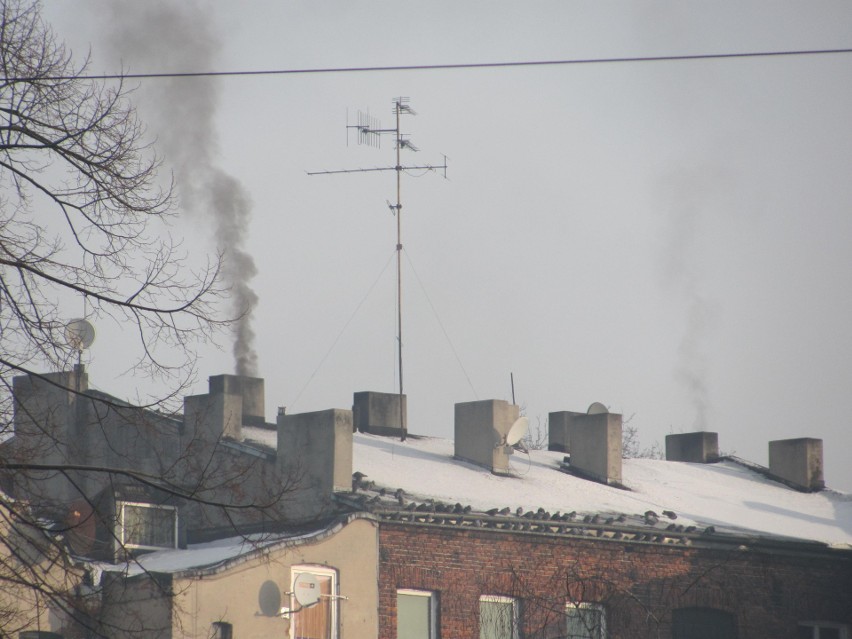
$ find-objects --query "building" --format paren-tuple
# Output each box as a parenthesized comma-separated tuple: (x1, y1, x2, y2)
(2, 371, 851, 638)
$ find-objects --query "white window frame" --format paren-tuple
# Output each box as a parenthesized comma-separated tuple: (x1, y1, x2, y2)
(798, 622, 849, 639)
(117, 500, 178, 551)
(397, 588, 438, 639)
(479, 595, 519, 639)
(289, 565, 339, 639)
(565, 602, 606, 639)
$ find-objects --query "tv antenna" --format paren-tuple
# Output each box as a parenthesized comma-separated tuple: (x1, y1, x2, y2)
(307, 97, 447, 441)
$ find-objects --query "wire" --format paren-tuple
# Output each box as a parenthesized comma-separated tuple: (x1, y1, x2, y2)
(403, 248, 478, 399)
(289, 250, 396, 409)
(5, 47, 852, 82)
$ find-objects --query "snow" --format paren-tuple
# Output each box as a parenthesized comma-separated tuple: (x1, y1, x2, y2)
(347, 433, 852, 548)
(128, 428, 851, 576)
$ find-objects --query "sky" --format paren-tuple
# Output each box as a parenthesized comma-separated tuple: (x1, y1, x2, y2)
(41, 2, 852, 491)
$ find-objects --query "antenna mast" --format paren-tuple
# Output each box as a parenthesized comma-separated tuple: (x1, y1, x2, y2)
(308, 97, 447, 441)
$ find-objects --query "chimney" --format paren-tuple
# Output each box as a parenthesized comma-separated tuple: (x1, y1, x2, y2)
(352, 391, 407, 436)
(183, 374, 265, 441)
(768, 438, 824, 492)
(552, 405, 622, 486)
(454, 399, 520, 475)
(208, 375, 265, 426)
(278, 409, 353, 496)
(665, 432, 720, 463)
(548, 410, 585, 453)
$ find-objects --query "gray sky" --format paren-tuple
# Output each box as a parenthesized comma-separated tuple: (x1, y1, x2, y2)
(44, 2, 852, 491)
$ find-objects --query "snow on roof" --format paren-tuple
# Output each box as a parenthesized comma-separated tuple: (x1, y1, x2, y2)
(98, 515, 364, 577)
(96, 428, 852, 578)
(348, 433, 852, 548)
(242, 427, 852, 548)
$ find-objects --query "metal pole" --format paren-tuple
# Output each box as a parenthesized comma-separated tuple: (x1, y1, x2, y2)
(395, 101, 405, 441)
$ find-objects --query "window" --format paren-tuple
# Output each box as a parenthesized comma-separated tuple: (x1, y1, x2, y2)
(565, 603, 605, 639)
(290, 565, 338, 639)
(672, 607, 737, 639)
(480, 595, 518, 639)
(398, 589, 437, 639)
(117, 501, 178, 550)
(798, 623, 849, 639)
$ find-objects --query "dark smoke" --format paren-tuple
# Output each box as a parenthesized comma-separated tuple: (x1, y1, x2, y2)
(658, 168, 719, 430)
(98, 1, 259, 376)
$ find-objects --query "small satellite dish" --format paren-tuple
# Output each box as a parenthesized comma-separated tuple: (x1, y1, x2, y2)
(65, 319, 95, 350)
(587, 402, 608, 415)
(505, 416, 529, 447)
(293, 572, 321, 607)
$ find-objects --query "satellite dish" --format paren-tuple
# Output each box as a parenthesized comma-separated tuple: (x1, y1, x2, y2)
(505, 416, 529, 446)
(65, 319, 95, 350)
(587, 402, 608, 415)
(293, 572, 321, 607)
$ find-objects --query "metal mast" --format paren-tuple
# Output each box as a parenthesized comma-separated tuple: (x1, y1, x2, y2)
(308, 98, 446, 441)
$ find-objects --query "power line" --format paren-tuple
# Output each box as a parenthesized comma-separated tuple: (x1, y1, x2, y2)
(5, 47, 852, 82)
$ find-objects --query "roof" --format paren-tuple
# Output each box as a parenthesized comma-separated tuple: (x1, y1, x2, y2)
(95, 514, 372, 578)
(247, 427, 852, 549)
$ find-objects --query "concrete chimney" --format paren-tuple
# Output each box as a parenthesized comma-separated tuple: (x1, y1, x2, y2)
(548, 410, 585, 453)
(768, 438, 824, 492)
(560, 410, 623, 486)
(454, 399, 520, 475)
(278, 409, 353, 495)
(666, 432, 719, 463)
(208, 374, 265, 426)
(352, 391, 407, 436)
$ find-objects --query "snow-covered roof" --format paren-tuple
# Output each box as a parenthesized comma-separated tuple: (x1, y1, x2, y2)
(94, 429, 852, 579)
(98, 514, 369, 578)
(245, 427, 852, 549)
(364, 435, 852, 547)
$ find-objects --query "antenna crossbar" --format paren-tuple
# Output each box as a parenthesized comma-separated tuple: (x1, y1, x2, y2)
(307, 162, 448, 177)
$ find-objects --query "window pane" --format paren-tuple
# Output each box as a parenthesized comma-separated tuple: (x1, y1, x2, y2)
(820, 629, 841, 639)
(398, 593, 432, 639)
(566, 607, 602, 639)
(481, 599, 514, 639)
(122, 503, 176, 548)
(797, 627, 815, 639)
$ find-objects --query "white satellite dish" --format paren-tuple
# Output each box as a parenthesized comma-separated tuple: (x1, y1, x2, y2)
(587, 402, 608, 415)
(65, 319, 96, 350)
(293, 572, 321, 607)
(505, 416, 529, 447)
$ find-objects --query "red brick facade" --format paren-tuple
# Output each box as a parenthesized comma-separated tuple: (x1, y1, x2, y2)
(379, 523, 852, 639)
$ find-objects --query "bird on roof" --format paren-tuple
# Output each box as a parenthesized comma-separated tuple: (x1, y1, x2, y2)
(499, 507, 511, 515)
(662, 510, 677, 520)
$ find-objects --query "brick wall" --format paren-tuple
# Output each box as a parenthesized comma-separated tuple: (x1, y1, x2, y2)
(378, 523, 852, 639)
